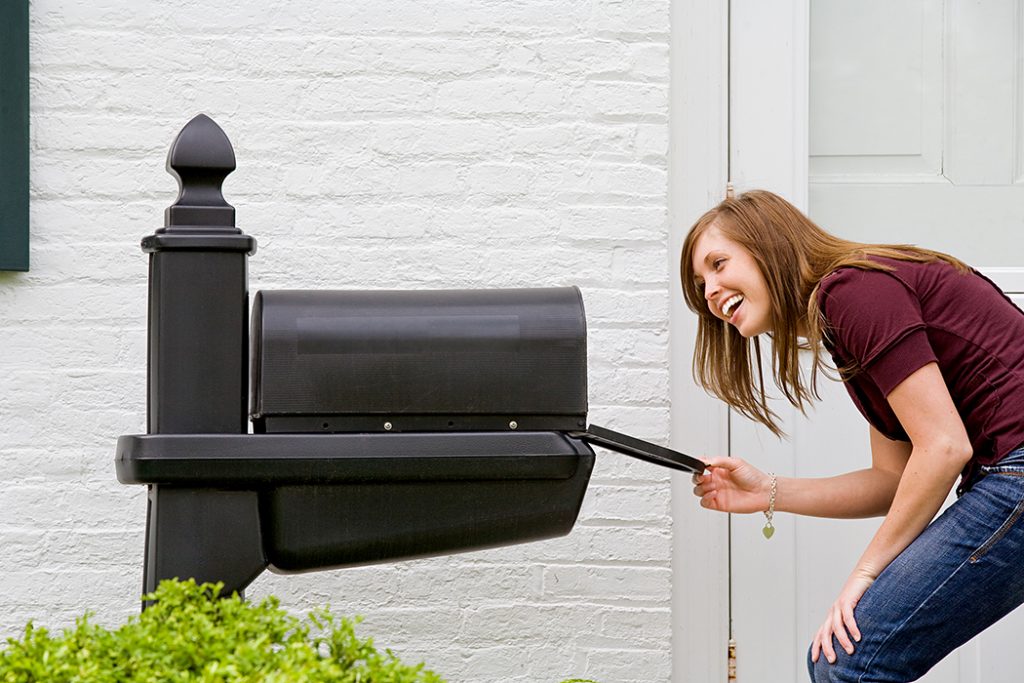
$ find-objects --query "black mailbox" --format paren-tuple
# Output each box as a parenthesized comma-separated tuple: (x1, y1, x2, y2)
(247, 287, 594, 574)
(251, 288, 588, 434)
(116, 115, 704, 600)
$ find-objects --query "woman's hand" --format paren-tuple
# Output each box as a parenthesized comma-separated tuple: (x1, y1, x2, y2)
(810, 569, 876, 665)
(691, 457, 772, 514)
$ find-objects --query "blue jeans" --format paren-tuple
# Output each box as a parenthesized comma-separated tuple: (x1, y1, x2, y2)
(808, 446, 1024, 682)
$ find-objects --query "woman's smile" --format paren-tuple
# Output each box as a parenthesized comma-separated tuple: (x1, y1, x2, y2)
(722, 293, 744, 319)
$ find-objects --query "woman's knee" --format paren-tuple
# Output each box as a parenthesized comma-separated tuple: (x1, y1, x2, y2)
(807, 646, 830, 682)
(806, 644, 856, 683)
(806, 646, 819, 681)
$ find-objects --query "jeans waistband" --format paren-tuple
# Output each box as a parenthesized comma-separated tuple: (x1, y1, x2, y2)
(960, 445, 1024, 496)
(984, 445, 1024, 470)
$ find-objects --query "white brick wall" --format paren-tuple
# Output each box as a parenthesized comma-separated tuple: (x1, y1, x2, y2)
(0, 2, 672, 681)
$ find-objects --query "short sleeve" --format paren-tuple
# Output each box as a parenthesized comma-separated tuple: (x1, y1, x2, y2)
(818, 268, 937, 396)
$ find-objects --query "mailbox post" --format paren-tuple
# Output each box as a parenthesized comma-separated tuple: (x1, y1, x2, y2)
(141, 114, 264, 596)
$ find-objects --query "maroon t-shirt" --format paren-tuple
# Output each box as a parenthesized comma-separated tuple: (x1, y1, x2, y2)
(817, 256, 1024, 473)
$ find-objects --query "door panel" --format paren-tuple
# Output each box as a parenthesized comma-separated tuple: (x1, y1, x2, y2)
(809, 0, 1024, 267)
(810, 0, 942, 174)
(810, 184, 1024, 268)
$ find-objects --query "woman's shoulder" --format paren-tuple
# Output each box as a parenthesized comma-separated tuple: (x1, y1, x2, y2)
(818, 259, 907, 299)
(818, 255, 948, 298)
(815, 258, 934, 327)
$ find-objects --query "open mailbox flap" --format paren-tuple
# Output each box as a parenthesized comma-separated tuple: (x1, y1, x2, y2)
(571, 424, 707, 474)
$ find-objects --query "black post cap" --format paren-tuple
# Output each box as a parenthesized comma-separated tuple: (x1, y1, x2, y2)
(143, 114, 256, 254)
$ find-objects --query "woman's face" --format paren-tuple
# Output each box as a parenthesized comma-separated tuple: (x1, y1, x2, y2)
(690, 223, 773, 338)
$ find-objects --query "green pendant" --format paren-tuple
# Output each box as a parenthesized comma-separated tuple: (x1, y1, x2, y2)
(762, 524, 775, 539)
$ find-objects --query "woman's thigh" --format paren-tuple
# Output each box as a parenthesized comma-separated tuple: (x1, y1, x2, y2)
(808, 464, 1024, 683)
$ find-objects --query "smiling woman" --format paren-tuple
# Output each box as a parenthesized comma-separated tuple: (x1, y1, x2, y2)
(679, 189, 1024, 683)
(0, 0, 29, 272)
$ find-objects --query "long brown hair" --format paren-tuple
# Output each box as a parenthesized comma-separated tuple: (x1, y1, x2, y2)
(679, 190, 967, 436)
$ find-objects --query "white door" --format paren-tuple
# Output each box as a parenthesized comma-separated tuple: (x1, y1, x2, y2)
(728, 1, 1024, 681)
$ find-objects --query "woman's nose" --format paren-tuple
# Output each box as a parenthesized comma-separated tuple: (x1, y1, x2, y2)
(704, 277, 720, 301)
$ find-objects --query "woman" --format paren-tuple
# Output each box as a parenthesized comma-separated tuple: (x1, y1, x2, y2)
(682, 190, 1024, 682)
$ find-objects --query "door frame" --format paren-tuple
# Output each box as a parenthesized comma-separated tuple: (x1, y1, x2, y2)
(669, 0, 809, 679)
(667, 0, 730, 679)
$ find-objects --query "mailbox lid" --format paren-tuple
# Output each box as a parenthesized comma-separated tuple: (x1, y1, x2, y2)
(571, 424, 706, 474)
(251, 287, 587, 432)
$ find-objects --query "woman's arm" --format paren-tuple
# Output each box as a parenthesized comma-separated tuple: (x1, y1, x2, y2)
(848, 361, 972, 578)
(693, 426, 909, 519)
(811, 361, 973, 664)
(775, 427, 910, 518)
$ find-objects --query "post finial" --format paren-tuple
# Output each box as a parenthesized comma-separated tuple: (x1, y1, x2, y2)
(164, 114, 237, 231)
(143, 115, 255, 254)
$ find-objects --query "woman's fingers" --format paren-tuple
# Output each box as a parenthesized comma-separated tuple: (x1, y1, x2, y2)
(692, 458, 749, 487)
(702, 456, 740, 470)
(691, 467, 716, 499)
(690, 459, 769, 514)
(832, 604, 854, 655)
(690, 469, 724, 508)
(813, 620, 835, 665)
(812, 576, 871, 666)
(819, 619, 837, 664)
(812, 600, 860, 667)
(843, 603, 861, 643)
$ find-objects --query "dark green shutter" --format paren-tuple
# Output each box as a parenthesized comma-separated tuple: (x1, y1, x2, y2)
(0, 0, 29, 272)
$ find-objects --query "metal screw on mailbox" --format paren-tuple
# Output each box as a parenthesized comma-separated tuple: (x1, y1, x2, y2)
(384, 422, 393, 431)
(509, 421, 518, 430)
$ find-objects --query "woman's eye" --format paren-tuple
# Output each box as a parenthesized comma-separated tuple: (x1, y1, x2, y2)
(713, 258, 725, 270)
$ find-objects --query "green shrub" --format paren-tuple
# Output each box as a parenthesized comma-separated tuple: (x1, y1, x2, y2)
(0, 579, 597, 683)
(0, 579, 441, 683)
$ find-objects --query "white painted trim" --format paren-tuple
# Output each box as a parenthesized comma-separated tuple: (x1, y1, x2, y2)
(726, 5, 810, 678)
(690, 1, 810, 680)
(979, 267, 1024, 294)
(668, 0, 730, 680)
(729, 0, 809, 207)
(669, 0, 813, 678)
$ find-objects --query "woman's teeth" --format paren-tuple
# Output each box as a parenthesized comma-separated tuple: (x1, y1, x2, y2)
(722, 294, 744, 318)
